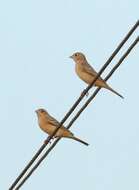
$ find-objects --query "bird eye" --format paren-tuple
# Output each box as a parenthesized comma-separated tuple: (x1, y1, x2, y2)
(40, 109, 45, 113)
(74, 53, 78, 57)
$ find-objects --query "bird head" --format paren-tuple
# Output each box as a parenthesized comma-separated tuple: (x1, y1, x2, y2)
(69, 52, 86, 64)
(35, 108, 48, 117)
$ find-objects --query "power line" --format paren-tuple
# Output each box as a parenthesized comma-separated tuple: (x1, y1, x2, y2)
(9, 20, 139, 190)
(15, 36, 139, 190)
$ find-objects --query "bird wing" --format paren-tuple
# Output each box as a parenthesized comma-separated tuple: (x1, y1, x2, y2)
(83, 62, 104, 81)
(47, 115, 73, 137)
(47, 115, 60, 127)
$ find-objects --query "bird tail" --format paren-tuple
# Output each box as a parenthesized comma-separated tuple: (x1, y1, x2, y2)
(70, 136, 89, 146)
(106, 85, 124, 99)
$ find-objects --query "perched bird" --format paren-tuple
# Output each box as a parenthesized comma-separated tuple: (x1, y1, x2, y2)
(70, 52, 124, 99)
(36, 108, 89, 146)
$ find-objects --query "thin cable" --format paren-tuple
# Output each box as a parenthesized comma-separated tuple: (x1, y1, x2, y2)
(42, 20, 139, 147)
(9, 20, 139, 190)
(15, 36, 139, 190)
(67, 36, 139, 128)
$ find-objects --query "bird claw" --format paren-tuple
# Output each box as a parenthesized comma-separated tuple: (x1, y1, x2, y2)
(44, 137, 55, 145)
(81, 90, 89, 97)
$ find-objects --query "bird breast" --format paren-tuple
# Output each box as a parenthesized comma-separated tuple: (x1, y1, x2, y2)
(39, 122, 56, 135)
(75, 63, 95, 85)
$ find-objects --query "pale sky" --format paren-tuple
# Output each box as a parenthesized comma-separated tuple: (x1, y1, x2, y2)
(0, 0, 139, 189)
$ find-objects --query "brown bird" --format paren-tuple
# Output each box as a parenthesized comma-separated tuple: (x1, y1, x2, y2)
(36, 108, 89, 146)
(70, 52, 124, 99)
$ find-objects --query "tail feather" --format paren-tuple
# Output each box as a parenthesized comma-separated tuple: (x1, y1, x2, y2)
(106, 85, 124, 99)
(70, 136, 89, 146)
(95, 79, 124, 99)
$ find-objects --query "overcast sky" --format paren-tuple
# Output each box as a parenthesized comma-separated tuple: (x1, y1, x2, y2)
(0, 0, 139, 189)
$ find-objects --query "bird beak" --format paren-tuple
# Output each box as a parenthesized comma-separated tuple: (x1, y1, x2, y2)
(69, 55, 73, 59)
(35, 110, 38, 114)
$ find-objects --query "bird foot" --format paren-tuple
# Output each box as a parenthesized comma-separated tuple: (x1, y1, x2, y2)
(44, 139, 48, 144)
(81, 90, 89, 97)
(44, 137, 55, 145)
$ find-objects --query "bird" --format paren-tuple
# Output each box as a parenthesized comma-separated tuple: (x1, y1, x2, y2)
(70, 52, 124, 99)
(35, 108, 89, 146)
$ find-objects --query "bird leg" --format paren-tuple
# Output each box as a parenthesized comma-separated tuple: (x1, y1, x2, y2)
(44, 136, 55, 145)
(81, 89, 89, 97)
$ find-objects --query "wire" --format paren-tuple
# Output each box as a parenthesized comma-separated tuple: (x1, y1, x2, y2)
(14, 36, 139, 190)
(9, 20, 139, 190)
